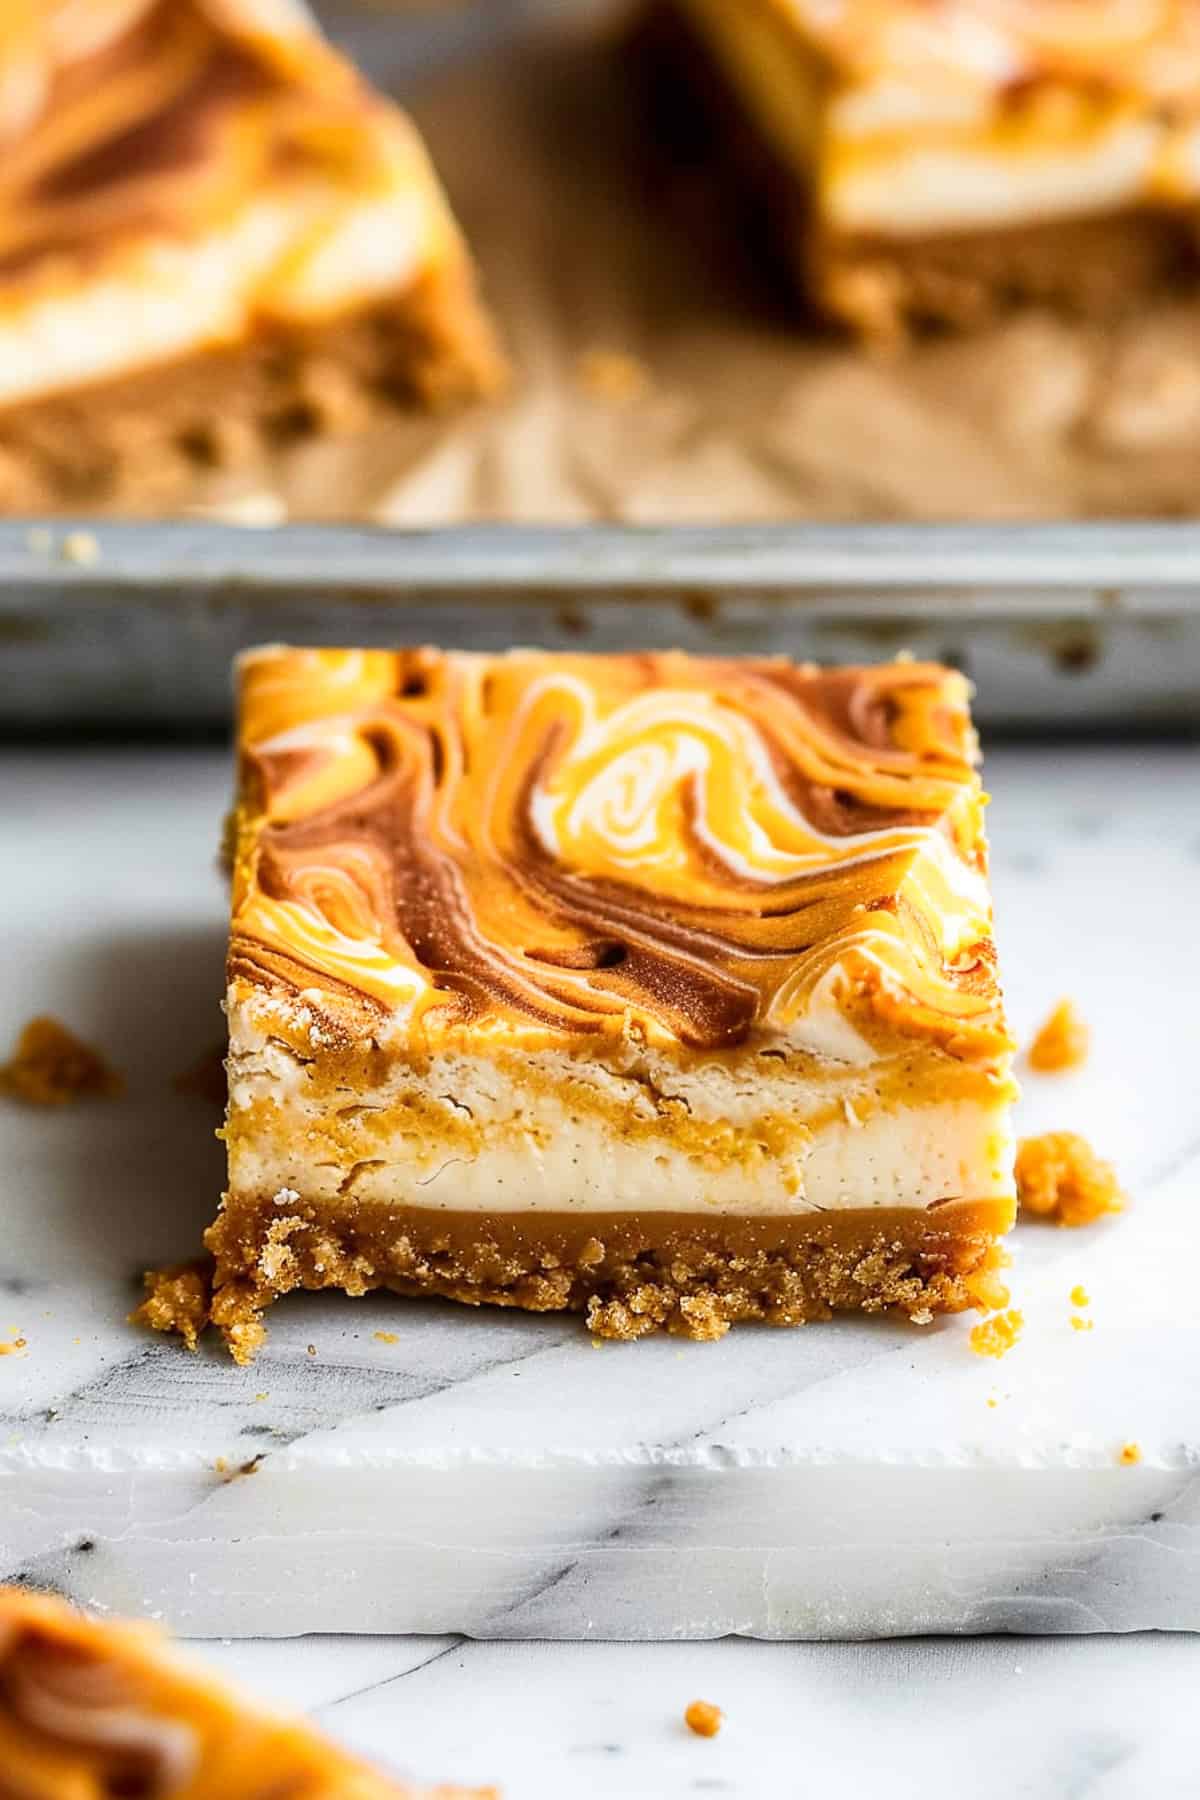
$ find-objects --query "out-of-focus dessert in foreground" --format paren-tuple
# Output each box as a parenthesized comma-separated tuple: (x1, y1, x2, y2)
(638, 0, 1200, 339)
(139, 646, 1016, 1359)
(0, 0, 504, 512)
(0, 1585, 491, 1797)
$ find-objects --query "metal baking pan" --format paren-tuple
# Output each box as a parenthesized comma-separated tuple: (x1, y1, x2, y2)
(2, 520, 1198, 733)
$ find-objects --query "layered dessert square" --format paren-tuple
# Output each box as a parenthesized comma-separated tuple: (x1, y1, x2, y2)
(638, 0, 1200, 338)
(0, 1586, 486, 1796)
(143, 645, 1016, 1358)
(0, 0, 504, 511)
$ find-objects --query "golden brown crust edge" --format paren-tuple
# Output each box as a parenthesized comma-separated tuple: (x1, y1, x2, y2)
(137, 1197, 1015, 1360)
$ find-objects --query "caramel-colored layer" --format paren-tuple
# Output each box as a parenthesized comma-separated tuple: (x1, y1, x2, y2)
(0, 1586, 488, 1797)
(0, 258, 503, 510)
(637, 2, 1200, 338)
(137, 1194, 1014, 1359)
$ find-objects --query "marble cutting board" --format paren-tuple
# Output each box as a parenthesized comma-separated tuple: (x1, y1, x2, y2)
(2, 743, 1198, 1639)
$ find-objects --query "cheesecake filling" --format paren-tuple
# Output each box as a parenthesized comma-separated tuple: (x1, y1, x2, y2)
(0, 0, 463, 406)
(226, 1031, 1016, 1218)
(0, 169, 449, 407)
(673, 0, 1200, 236)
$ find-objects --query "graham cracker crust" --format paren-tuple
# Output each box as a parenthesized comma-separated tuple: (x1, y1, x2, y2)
(0, 254, 506, 513)
(633, 2, 1200, 339)
(138, 1195, 1014, 1360)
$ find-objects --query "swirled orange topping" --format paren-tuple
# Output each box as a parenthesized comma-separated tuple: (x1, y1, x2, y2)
(0, 1, 439, 285)
(230, 647, 1012, 1062)
(0, 1586, 488, 1797)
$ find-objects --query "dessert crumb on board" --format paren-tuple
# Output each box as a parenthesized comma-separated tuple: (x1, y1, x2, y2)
(685, 1700, 723, 1739)
(969, 1309, 1024, 1360)
(577, 347, 650, 403)
(1119, 1442, 1143, 1466)
(0, 1016, 124, 1106)
(1016, 1132, 1125, 1227)
(1027, 999, 1090, 1072)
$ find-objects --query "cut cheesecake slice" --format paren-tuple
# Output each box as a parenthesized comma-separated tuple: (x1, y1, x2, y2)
(0, 1585, 491, 1796)
(0, 0, 505, 512)
(636, 0, 1200, 339)
(142, 645, 1016, 1358)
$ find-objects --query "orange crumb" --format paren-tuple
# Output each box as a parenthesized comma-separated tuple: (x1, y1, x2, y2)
(685, 1700, 723, 1738)
(1028, 999, 1090, 1073)
(131, 1263, 212, 1353)
(1119, 1442, 1142, 1466)
(1016, 1132, 1125, 1227)
(373, 1331, 399, 1346)
(0, 1336, 27, 1357)
(0, 1016, 123, 1106)
(963, 1245, 1011, 1313)
(969, 1309, 1024, 1360)
(577, 347, 650, 403)
(1070, 1316, 1094, 1333)
(1070, 1284, 1090, 1308)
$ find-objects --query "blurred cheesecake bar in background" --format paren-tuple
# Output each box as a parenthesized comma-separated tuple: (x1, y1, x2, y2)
(638, 0, 1200, 339)
(0, 1586, 491, 1796)
(140, 646, 1016, 1359)
(0, 0, 504, 512)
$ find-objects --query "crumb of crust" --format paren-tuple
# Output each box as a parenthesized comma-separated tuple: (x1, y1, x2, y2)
(172, 1044, 228, 1106)
(685, 1700, 723, 1738)
(1016, 1132, 1125, 1227)
(1027, 998, 1090, 1073)
(969, 1308, 1024, 1360)
(131, 1262, 213, 1353)
(0, 1016, 124, 1106)
(1119, 1441, 1142, 1466)
(373, 1330, 399, 1345)
(60, 529, 100, 566)
(577, 346, 650, 403)
(1070, 1284, 1090, 1308)
(0, 1335, 28, 1357)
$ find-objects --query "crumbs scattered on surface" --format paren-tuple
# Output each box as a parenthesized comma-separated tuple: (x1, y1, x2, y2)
(373, 1331, 399, 1346)
(684, 1701, 723, 1739)
(1028, 998, 1090, 1073)
(1070, 1316, 1094, 1332)
(1016, 1132, 1125, 1227)
(130, 1262, 213, 1353)
(0, 1016, 124, 1106)
(969, 1309, 1024, 1360)
(60, 530, 100, 566)
(306, 1344, 317, 1358)
(172, 1044, 227, 1106)
(1119, 1442, 1142, 1466)
(577, 347, 650, 403)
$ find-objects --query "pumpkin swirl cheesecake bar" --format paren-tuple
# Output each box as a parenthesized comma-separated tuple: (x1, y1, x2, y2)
(638, 0, 1200, 338)
(0, 1, 504, 511)
(142, 646, 1016, 1359)
(0, 1586, 490, 1796)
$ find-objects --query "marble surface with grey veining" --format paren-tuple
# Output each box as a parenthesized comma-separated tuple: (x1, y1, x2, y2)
(2, 743, 1199, 1642)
